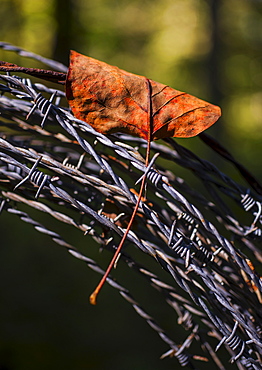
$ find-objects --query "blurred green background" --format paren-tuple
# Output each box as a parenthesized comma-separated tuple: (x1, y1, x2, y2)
(0, 0, 262, 369)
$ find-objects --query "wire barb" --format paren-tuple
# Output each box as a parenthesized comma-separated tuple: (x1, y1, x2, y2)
(14, 157, 51, 198)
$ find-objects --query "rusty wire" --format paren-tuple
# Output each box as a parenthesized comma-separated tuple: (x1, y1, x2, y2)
(0, 43, 261, 369)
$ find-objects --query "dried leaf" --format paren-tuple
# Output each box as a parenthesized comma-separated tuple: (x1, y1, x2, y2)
(65, 51, 222, 305)
(66, 51, 221, 141)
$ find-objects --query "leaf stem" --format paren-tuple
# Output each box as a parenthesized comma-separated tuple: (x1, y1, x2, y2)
(89, 78, 153, 304)
(0, 61, 66, 84)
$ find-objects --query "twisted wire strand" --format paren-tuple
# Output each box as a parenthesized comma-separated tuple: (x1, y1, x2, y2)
(2, 190, 219, 336)
(2, 192, 219, 355)
(0, 41, 68, 72)
(0, 194, 198, 369)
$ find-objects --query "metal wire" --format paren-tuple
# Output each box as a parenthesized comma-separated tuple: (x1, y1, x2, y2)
(0, 43, 262, 369)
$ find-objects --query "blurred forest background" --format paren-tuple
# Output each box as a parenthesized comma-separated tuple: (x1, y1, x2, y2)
(0, 0, 262, 369)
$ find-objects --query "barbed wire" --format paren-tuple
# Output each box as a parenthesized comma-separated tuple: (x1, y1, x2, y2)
(0, 41, 68, 72)
(0, 43, 261, 369)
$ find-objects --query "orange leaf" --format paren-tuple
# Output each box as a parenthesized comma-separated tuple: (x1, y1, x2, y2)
(65, 51, 222, 305)
(66, 51, 221, 141)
